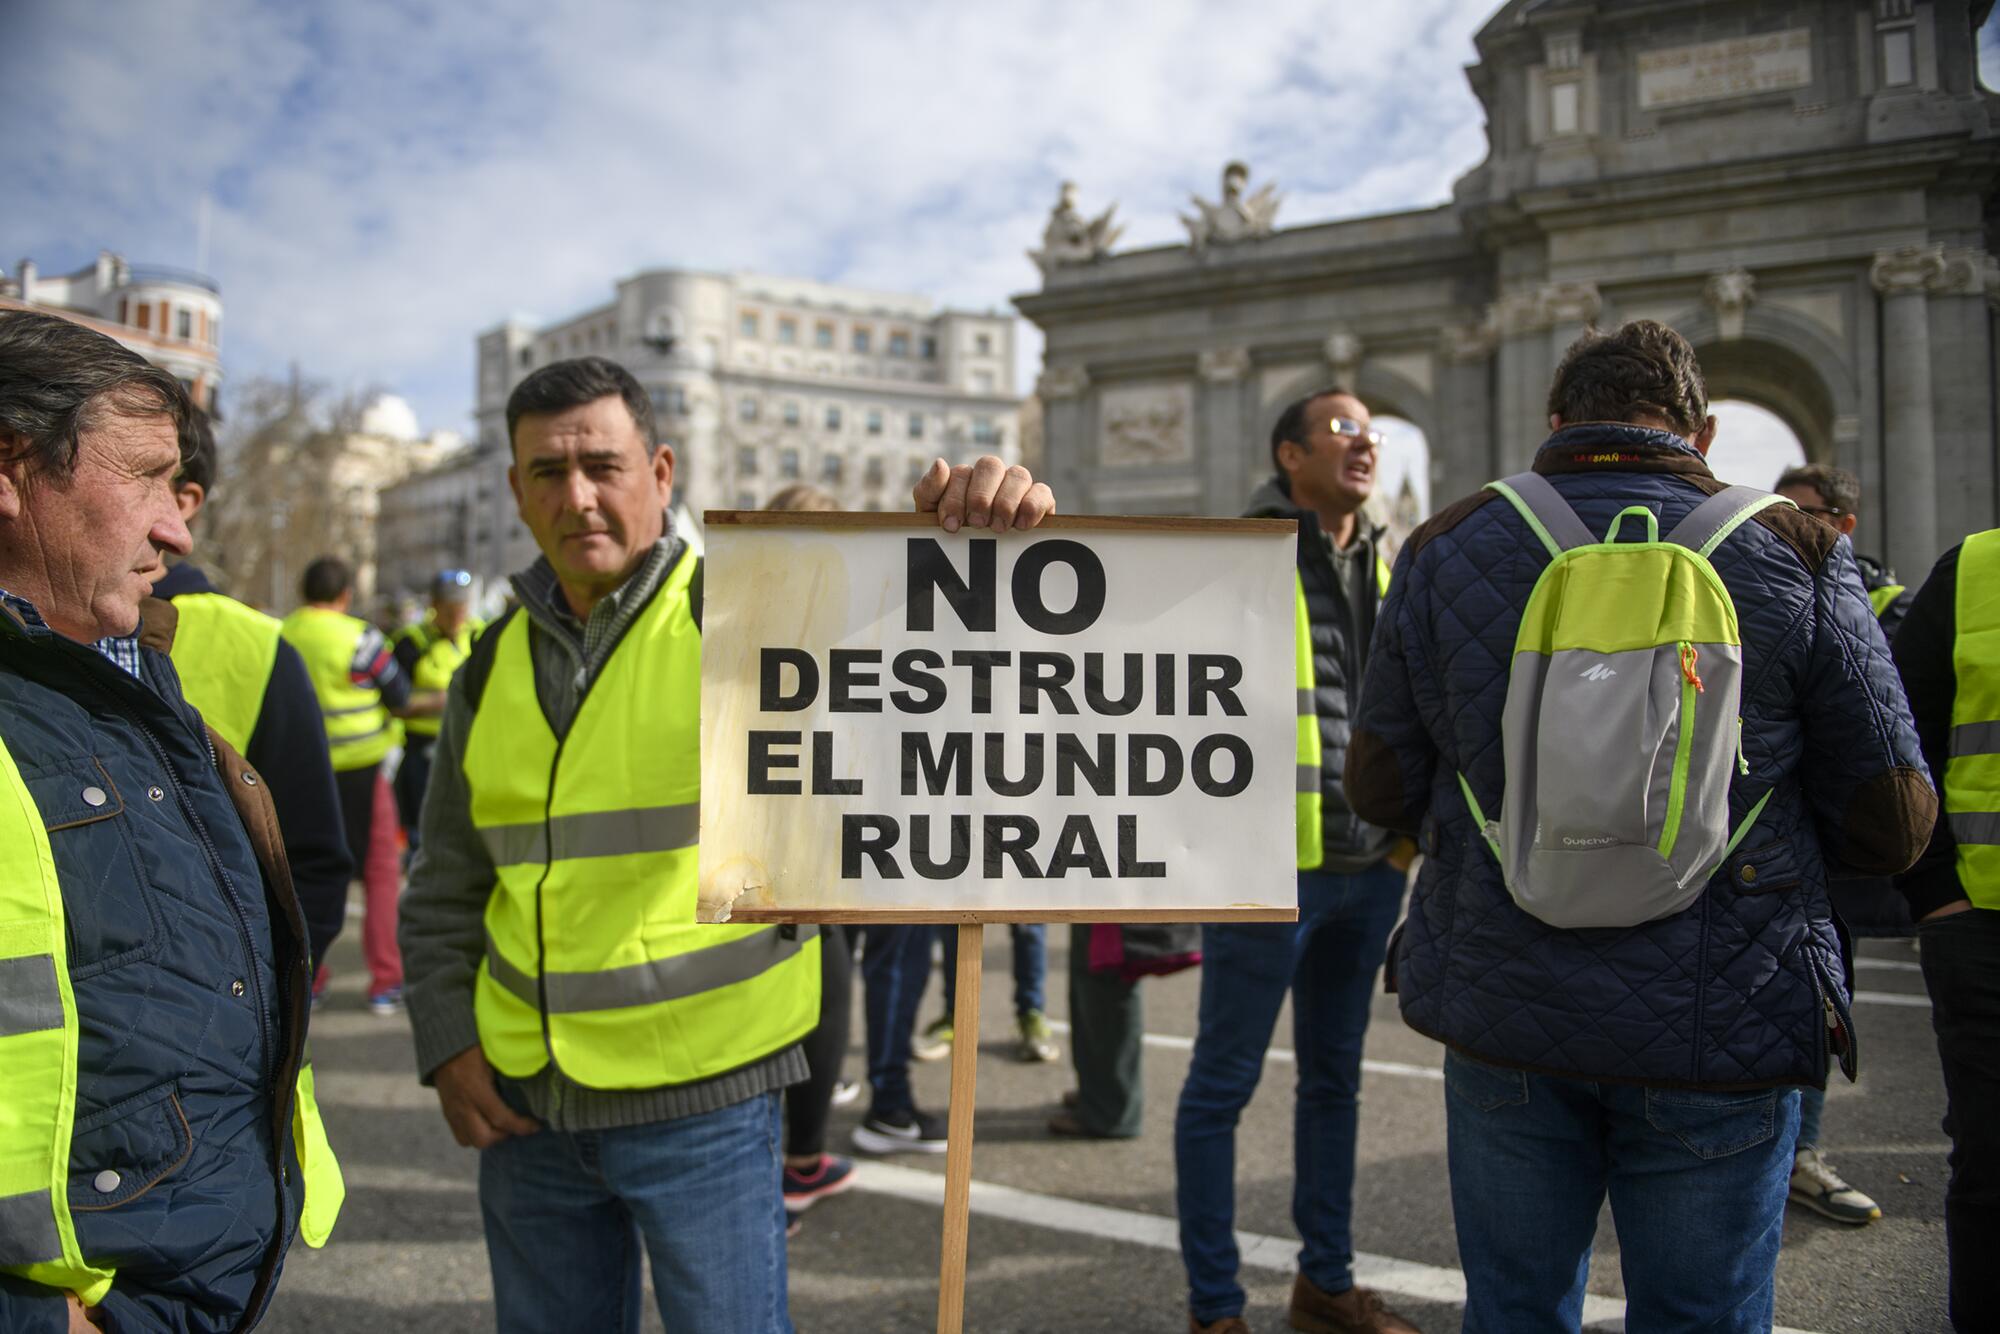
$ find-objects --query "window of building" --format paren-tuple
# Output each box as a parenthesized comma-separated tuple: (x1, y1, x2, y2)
(852, 327, 872, 354)
(780, 448, 801, 479)
(175, 308, 192, 340)
(740, 311, 760, 339)
(135, 304, 151, 332)
(736, 445, 759, 475)
(905, 456, 926, 485)
(866, 456, 887, 486)
(921, 335, 937, 359)
(972, 416, 1000, 446)
(118, 297, 129, 324)
(783, 400, 801, 427)
(974, 332, 993, 355)
(815, 323, 835, 349)
(778, 317, 798, 344)
(821, 454, 844, 484)
(519, 347, 534, 368)
(866, 409, 883, 435)
(1549, 81, 1579, 136)
(973, 370, 996, 394)
(908, 412, 924, 439)
(1882, 27, 1915, 86)
(739, 396, 759, 423)
(736, 490, 757, 509)
(664, 384, 688, 415)
(650, 389, 670, 418)
(825, 405, 843, 431)
(888, 331, 910, 357)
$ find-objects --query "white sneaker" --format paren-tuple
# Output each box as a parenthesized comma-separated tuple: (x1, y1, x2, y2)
(830, 1079, 862, 1108)
(1788, 1148, 1881, 1225)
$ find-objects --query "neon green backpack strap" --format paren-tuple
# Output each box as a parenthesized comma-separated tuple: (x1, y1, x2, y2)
(1294, 573, 1323, 870)
(0, 737, 115, 1304)
(291, 1062, 344, 1247)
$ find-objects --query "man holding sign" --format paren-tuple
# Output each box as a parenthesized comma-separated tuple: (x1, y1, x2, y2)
(398, 354, 1050, 1334)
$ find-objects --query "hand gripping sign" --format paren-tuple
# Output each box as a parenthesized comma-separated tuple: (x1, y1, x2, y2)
(697, 512, 1300, 925)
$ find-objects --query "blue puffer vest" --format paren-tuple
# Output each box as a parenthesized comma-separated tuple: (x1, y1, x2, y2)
(1349, 425, 1935, 1089)
(0, 601, 309, 1332)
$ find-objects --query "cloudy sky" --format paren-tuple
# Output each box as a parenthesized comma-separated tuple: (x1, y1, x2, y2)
(5, 3, 1995, 505)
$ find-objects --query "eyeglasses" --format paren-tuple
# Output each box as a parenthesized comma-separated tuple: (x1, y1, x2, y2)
(1329, 417, 1386, 448)
(1795, 505, 1845, 520)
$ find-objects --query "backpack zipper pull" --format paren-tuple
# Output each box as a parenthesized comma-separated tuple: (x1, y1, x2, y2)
(1735, 717, 1750, 776)
(1678, 642, 1705, 693)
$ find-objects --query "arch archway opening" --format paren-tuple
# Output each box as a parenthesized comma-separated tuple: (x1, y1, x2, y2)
(1706, 400, 1806, 489)
(1692, 336, 1834, 465)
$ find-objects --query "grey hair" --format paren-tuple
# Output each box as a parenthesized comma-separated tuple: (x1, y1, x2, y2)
(0, 309, 196, 480)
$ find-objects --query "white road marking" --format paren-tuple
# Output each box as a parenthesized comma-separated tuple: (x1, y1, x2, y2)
(1852, 990, 1931, 1010)
(1045, 1019, 1445, 1082)
(855, 1162, 1825, 1334)
(1854, 957, 1921, 974)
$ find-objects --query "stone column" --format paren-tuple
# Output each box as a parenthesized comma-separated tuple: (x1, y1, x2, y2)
(1036, 365, 1093, 514)
(1435, 319, 1497, 502)
(1871, 246, 1945, 578)
(1196, 347, 1252, 515)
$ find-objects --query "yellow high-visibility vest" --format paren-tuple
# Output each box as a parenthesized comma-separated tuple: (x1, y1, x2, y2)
(1869, 583, 1907, 619)
(394, 616, 483, 740)
(168, 591, 281, 753)
(1949, 529, 2000, 905)
(1293, 553, 1391, 870)
(464, 549, 819, 1089)
(280, 607, 395, 771)
(0, 735, 342, 1305)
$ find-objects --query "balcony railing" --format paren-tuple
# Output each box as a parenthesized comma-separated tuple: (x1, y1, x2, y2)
(125, 265, 220, 295)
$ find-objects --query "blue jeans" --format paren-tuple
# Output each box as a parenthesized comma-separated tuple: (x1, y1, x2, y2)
(858, 923, 933, 1116)
(1445, 1050, 1799, 1334)
(478, 1092, 791, 1334)
(1795, 1083, 1825, 1149)
(940, 923, 1047, 1017)
(1173, 863, 1405, 1322)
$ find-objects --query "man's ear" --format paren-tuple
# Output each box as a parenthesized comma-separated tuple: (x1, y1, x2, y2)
(174, 481, 206, 524)
(1275, 439, 1304, 477)
(1691, 413, 1718, 458)
(1549, 414, 1563, 431)
(0, 431, 31, 521)
(653, 442, 676, 504)
(1837, 512, 1858, 538)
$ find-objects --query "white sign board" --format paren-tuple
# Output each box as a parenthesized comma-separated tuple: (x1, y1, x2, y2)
(1636, 28, 1812, 110)
(697, 515, 1299, 922)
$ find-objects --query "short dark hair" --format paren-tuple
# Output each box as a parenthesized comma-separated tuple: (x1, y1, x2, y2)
(504, 356, 655, 455)
(177, 407, 216, 495)
(1547, 320, 1708, 437)
(0, 309, 197, 481)
(765, 483, 838, 513)
(301, 556, 353, 604)
(1269, 386, 1358, 470)
(1776, 462, 1859, 514)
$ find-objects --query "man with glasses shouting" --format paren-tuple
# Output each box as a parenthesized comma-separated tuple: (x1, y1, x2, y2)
(1174, 389, 1419, 1334)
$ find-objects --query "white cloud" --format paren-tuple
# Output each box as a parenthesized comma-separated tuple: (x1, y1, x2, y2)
(3, 0, 1496, 435)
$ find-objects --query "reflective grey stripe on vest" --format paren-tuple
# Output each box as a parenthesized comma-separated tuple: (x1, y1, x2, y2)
(329, 726, 388, 747)
(1297, 764, 1319, 793)
(478, 803, 702, 867)
(1952, 721, 2000, 758)
(485, 923, 818, 1014)
(1297, 688, 1315, 715)
(1490, 473, 1598, 555)
(0, 953, 60, 1039)
(323, 703, 382, 718)
(0, 1189, 61, 1266)
(1951, 812, 2000, 846)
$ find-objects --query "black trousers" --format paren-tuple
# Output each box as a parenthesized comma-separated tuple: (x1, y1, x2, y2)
(394, 737, 434, 854)
(1067, 924, 1144, 1138)
(1920, 905, 2000, 1332)
(786, 923, 857, 1158)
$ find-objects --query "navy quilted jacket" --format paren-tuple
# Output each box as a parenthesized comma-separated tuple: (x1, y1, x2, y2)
(1346, 425, 1936, 1089)
(0, 602, 311, 1332)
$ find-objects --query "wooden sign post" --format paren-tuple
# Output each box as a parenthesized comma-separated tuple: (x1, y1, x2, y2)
(699, 512, 1300, 1333)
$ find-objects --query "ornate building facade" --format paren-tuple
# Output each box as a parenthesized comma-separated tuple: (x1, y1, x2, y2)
(1, 250, 224, 414)
(1016, 0, 1999, 581)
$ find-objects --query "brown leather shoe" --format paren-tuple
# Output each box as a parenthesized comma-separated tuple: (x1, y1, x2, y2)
(1288, 1275, 1420, 1334)
(1189, 1316, 1251, 1333)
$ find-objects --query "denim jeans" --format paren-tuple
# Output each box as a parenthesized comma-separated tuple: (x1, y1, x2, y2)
(1795, 1083, 1825, 1149)
(857, 923, 933, 1116)
(478, 1092, 791, 1334)
(1444, 1050, 1799, 1334)
(940, 923, 1047, 1018)
(1919, 906, 2000, 1331)
(1173, 863, 1405, 1322)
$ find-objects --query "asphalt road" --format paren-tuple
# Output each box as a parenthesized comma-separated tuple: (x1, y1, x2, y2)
(267, 924, 1950, 1332)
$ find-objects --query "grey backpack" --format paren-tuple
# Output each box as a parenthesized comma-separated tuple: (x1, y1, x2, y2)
(1458, 474, 1789, 929)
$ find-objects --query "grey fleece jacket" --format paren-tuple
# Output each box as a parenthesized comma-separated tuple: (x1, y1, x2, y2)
(398, 533, 805, 1131)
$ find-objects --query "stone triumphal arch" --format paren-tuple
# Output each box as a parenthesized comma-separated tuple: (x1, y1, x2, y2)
(1016, 0, 1999, 578)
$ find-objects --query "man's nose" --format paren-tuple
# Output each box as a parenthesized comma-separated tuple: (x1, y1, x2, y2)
(563, 468, 597, 512)
(153, 503, 193, 558)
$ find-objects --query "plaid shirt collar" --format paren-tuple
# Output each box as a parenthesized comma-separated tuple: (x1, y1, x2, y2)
(0, 587, 145, 678)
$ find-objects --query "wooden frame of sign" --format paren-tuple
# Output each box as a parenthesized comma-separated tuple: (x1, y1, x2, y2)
(700, 511, 1302, 1334)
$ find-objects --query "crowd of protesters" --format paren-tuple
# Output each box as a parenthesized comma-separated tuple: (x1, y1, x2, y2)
(0, 305, 1994, 1334)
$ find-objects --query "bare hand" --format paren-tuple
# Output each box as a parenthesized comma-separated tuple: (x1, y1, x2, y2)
(1921, 899, 1975, 924)
(66, 1294, 101, 1331)
(913, 456, 1055, 533)
(434, 1046, 540, 1148)
(1387, 838, 1418, 874)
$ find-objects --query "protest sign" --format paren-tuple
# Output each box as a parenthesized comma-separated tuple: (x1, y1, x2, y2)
(697, 512, 1299, 924)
